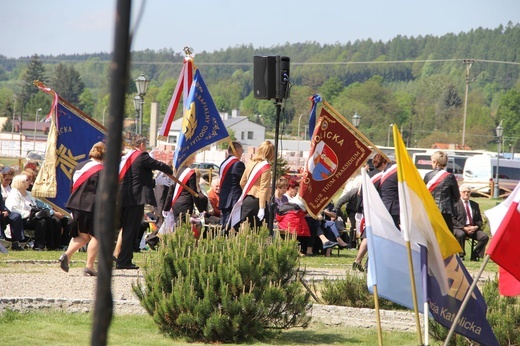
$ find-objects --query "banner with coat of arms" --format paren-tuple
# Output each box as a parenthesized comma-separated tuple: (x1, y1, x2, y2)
(299, 107, 371, 217)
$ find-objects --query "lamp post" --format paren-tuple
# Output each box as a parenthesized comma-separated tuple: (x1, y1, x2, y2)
(133, 95, 142, 134)
(296, 113, 304, 168)
(102, 106, 108, 127)
(387, 123, 393, 147)
(494, 122, 503, 198)
(352, 112, 361, 128)
(33, 108, 42, 150)
(135, 73, 150, 135)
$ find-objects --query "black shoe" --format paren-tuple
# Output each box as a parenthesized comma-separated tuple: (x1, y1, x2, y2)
(115, 263, 139, 270)
(11, 242, 24, 251)
(83, 267, 97, 276)
(323, 241, 339, 249)
(59, 253, 69, 272)
(352, 261, 365, 272)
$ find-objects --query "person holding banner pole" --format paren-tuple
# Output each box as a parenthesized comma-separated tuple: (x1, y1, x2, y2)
(116, 135, 173, 270)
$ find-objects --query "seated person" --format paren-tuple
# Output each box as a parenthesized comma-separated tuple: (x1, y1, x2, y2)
(316, 204, 349, 256)
(452, 184, 489, 261)
(206, 177, 221, 225)
(0, 188, 24, 251)
(276, 196, 311, 256)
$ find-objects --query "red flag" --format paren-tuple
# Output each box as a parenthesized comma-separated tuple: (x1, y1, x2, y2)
(299, 107, 371, 217)
(498, 267, 520, 296)
(485, 183, 520, 287)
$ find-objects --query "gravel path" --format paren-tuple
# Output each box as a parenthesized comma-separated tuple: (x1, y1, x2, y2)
(0, 260, 492, 332)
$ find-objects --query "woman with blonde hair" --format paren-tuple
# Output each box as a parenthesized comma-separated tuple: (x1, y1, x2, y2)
(237, 140, 275, 229)
(59, 141, 106, 276)
(5, 173, 54, 250)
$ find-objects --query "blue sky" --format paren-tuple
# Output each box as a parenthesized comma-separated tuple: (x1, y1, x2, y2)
(2, 0, 520, 59)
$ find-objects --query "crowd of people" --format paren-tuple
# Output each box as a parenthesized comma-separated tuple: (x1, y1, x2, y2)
(0, 138, 490, 275)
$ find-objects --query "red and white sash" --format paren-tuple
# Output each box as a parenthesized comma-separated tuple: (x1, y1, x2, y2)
(118, 149, 141, 181)
(227, 160, 270, 228)
(426, 169, 450, 192)
(72, 160, 103, 192)
(219, 156, 239, 189)
(380, 164, 397, 185)
(171, 167, 195, 205)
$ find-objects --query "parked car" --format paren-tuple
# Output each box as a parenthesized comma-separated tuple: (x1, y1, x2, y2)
(191, 162, 220, 182)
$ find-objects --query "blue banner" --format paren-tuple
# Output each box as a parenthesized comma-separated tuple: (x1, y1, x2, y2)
(173, 69, 229, 170)
(427, 255, 498, 346)
(43, 101, 106, 212)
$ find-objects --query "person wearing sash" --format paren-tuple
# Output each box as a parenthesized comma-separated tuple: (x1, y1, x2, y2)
(163, 154, 206, 223)
(58, 142, 106, 276)
(452, 184, 489, 260)
(219, 141, 245, 231)
(238, 140, 275, 229)
(424, 150, 460, 233)
(117, 135, 173, 270)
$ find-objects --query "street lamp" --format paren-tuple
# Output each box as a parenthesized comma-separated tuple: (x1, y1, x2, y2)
(494, 122, 503, 198)
(296, 114, 305, 168)
(135, 73, 150, 135)
(387, 123, 393, 147)
(33, 108, 42, 150)
(102, 106, 108, 126)
(352, 112, 361, 128)
(133, 95, 142, 134)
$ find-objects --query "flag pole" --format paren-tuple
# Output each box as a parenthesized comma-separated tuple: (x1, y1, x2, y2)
(321, 100, 391, 163)
(165, 173, 199, 198)
(372, 285, 384, 346)
(405, 241, 424, 345)
(443, 255, 490, 346)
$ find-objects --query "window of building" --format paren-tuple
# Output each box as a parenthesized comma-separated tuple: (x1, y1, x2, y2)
(168, 135, 177, 144)
(247, 131, 254, 140)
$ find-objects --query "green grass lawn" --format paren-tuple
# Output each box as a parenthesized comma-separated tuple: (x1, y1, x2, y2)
(0, 310, 421, 346)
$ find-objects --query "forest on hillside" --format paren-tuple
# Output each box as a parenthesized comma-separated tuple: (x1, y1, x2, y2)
(0, 22, 519, 151)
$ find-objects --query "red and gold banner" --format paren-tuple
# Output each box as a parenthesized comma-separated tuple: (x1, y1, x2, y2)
(299, 107, 371, 217)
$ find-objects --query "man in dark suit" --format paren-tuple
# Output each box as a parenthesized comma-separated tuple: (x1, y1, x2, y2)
(453, 184, 489, 261)
(117, 135, 173, 269)
(219, 141, 245, 232)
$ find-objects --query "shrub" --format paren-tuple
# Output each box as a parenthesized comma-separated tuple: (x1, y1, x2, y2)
(133, 225, 311, 343)
(320, 273, 405, 310)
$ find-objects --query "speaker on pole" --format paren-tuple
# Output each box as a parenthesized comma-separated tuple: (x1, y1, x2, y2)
(253, 55, 277, 100)
(254, 55, 290, 100)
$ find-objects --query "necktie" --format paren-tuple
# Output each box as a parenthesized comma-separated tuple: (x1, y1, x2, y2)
(464, 201, 472, 226)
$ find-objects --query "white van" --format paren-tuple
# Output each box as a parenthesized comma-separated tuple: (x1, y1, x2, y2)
(462, 154, 520, 195)
(413, 153, 468, 182)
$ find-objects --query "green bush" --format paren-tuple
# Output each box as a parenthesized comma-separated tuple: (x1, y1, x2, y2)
(320, 273, 405, 310)
(133, 225, 311, 343)
(429, 275, 520, 345)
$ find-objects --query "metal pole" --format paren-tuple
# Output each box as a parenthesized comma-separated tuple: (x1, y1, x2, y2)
(268, 100, 282, 235)
(387, 124, 393, 147)
(102, 106, 108, 127)
(494, 139, 501, 198)
(139, 96, 144, 135)
(297, 113, 304, 168)
(33, 108, 42, 151)
(461, 59, 474, 148)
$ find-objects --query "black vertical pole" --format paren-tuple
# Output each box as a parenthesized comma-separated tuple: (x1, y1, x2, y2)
(91, 1, 132, 345)
(268, 100, 282, 236)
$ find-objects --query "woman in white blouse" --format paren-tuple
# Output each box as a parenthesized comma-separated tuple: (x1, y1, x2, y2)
(5, 174, 53, 250)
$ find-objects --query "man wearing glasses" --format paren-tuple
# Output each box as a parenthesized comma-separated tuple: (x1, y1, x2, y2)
(453, 184, 489, 261)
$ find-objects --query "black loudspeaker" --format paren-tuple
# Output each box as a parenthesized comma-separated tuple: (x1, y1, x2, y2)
(254, 55, 277, 100)
(254, 55, 290, 100)
(277, 56, 290, 99)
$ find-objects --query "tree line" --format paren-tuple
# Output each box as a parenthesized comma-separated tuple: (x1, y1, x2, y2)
(0, 22, 519, 151)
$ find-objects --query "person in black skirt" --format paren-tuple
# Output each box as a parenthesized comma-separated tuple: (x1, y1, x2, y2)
(58, 142, 106, 276)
